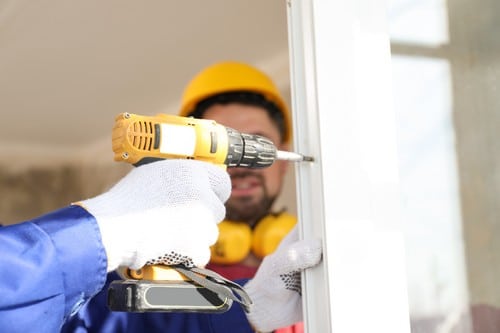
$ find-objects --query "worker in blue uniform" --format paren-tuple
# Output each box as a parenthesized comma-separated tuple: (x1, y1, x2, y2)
(60, 61, 323, 333)
(58, 62, 321, 333)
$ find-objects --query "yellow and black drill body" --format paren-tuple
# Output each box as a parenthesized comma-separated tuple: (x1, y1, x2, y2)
(107, 112, 311, 313)
(112, 112, 278, 169)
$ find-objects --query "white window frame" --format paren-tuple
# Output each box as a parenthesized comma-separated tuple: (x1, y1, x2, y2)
(287, 1, 411, 331)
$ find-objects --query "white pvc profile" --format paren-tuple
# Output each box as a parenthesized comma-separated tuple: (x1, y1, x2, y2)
(287, 1, 411, 332)
(286, 0, 331, 331)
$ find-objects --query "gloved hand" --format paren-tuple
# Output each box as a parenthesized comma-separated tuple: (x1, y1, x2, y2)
(244, 226, 322, 332)
(76, 159, 230, 272)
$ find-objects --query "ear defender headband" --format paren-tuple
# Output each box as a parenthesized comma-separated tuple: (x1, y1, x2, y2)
(209, 212, 296, 265)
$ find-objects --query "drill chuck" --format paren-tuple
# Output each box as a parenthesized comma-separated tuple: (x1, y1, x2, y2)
(225, 128, 277, 168)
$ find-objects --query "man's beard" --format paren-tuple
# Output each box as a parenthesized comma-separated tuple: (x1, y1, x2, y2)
(225, 173, 277, 228)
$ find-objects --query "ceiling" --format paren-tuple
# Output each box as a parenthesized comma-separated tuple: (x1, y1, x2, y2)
(0, 0, 290, 168)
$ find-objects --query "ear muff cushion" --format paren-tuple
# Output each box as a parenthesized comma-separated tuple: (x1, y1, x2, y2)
(251, 212, 297, 258)
(210, 220, 252, 265)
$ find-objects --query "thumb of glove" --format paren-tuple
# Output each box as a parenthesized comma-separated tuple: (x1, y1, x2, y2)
(244, 226, 322, 332)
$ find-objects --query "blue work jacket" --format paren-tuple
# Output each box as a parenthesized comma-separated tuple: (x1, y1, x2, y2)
(0, 206, 254, 333)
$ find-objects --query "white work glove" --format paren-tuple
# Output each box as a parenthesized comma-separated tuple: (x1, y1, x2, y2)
(244, 226, 322, 332)
(77, 159, 230, 272)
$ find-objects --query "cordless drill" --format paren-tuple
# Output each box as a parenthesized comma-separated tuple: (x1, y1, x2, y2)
(107, 112, 312, 313)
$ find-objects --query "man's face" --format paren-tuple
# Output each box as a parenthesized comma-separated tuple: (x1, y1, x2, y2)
(202, 103, 288, 228)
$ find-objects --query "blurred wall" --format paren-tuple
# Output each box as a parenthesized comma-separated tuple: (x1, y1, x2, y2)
(449, 0, 500, 307)
(0, 163, 130, 225)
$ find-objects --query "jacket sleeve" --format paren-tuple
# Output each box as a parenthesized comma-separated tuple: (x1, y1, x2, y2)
(0, 205, 108, 333)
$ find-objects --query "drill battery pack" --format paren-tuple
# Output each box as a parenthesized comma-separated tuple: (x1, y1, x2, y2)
(107, 279, 232, 313)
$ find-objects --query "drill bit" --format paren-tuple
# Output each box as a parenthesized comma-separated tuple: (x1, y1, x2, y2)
(276, 150, 314, 162)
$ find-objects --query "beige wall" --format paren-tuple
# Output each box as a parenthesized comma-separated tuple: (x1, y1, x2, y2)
(0, 163, 130, 225)
(449, 0, 500, 306)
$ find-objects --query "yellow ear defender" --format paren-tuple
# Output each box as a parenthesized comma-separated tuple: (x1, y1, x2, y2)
(251, 212, 296, 258)
(209, 212, 296, 265)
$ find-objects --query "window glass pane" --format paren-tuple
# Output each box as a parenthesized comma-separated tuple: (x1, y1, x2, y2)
(391, 55, 471, 331)
(387, 0, 449, 46)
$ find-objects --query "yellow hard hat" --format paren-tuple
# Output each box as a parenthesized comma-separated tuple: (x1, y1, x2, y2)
(179, 61, 292, 143)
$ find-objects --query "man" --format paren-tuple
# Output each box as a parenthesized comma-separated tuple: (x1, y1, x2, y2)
(0, 159, 231, 333)
(179, 61, 294, 282)
(62, 61, 321, 333)
(180, 61, 308, 332)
